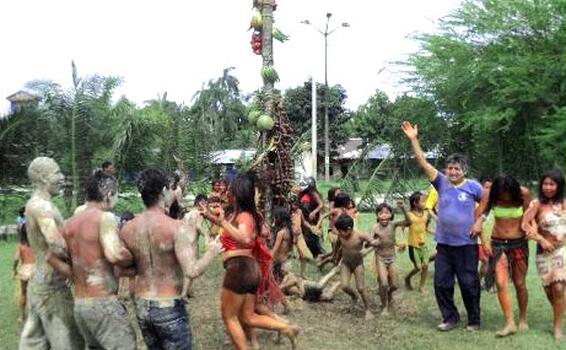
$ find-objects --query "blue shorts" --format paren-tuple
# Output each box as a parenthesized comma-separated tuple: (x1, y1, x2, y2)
(134, 298, 192, 350)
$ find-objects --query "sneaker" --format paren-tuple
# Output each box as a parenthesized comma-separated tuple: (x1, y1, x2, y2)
(465, 324, 480, 332)
(437, 322, 458, 332)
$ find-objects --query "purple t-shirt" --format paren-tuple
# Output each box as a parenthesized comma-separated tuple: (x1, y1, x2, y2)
(432, 172, 483, 246)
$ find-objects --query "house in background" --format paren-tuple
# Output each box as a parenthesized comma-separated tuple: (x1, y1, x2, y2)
(6, 90, 40, 114)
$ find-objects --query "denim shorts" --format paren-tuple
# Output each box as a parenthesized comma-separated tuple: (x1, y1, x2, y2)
(134, 297, 192, 350)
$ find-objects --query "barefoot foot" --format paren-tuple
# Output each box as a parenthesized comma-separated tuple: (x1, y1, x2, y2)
(495, 324, 517, 337)
(365, 310, 375, 320)
(518, 322, 529, 331)
(283, 325, 300, 350)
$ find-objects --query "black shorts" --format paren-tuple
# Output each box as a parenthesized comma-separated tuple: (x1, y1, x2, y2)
(223, 256, 260, 294)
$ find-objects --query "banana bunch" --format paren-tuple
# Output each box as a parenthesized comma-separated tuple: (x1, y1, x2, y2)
(261, 65, 279, 84)
(272, 28, 289, 43)
(250, 8, 263, 30)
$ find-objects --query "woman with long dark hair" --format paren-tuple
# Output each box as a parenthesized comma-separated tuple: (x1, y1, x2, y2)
(294, 177, 324, 258)
(522, 169, 566, 340)
(474, 175, 531, 337)
(201, 174, 299, 349)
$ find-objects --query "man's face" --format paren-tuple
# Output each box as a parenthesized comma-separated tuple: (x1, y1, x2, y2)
(45, 163, 65, 196)
(104, 165, 116, 176)
(446, 162, 465, 185)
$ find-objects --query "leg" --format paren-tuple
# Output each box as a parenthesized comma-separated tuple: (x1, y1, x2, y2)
(551, 282, 565, 340)
(240, 295, 298, 350)
(387, 263, 399, 305)
(434, 245, 460, 326)
(19, 280, 27, 322)
(418, 263, 429, 293)
(340, 264, 357, 304)
(320, 282, 341, 302)
(454, 245, 481, 327)
(221, 288, 248, 350)
(405, 247, 420, 290)
(376, 260, 389, 310)
(242, 324, 259, 350)
(494, 253, 516, 337)
(510, 252, 529, 330)
(318, 264, 340, 289)
(354, 264, 374, 320)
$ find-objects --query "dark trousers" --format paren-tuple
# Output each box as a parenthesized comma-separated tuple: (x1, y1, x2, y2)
(434, 244, 481, 326)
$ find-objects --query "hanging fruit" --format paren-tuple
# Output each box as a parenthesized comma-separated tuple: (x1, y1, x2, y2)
(272, 28, 289, 42)
(257, 114, 275, 130)
(260, 65, 280, 83)
(247, 109, 262, 124)
(250, 30, 263, 55)
(250, 8, 263, 30)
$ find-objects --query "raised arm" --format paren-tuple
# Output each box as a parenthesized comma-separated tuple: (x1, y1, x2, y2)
(402, 121, 438, 181)
(175, 221, 222, 279)
(100, 212, 133, 267)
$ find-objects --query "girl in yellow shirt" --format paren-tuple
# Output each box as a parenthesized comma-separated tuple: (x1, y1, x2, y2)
(400, 191, 434, 292)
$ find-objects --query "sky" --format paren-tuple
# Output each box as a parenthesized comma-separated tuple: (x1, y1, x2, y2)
(0, 0, 461, 114)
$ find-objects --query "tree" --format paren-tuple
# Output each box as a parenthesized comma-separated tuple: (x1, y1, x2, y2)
(406, 0, 566, 179)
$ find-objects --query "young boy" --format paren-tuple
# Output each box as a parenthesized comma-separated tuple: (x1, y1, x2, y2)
(372, 203, 407, 315)
(335, 213, 379, 320)
(13, 225, 35, 322)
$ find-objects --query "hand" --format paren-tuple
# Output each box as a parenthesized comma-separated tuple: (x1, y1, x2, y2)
(401, 121, 418, 140)
(207, 235, 225, 255)
(397, 243, 407, 251)
(539, 238, 554, 253)
(396, 200, 405, 209)
(308, 211, 317, 222)
(482, 244, 493, 257)
(470, 220, 483, 238)
(199, 203, 224, 225)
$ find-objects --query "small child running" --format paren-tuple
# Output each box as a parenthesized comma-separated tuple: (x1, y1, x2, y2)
(334, 213, 379, 320)
(12, 223, 35, 322)
(400, 191, 434, 292)
(371, 203, 408, 315)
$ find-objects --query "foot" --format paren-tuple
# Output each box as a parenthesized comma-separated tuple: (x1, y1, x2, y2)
(465, 324, 480, 332)
(365, 310, 375, 320)
(417, 287, 425, 293)
(518, 321, 529, 331)
(495, 324, 517, 337)
(380, 307, 390, 317)
(437, 321, 458, 332)
(554, 328, 563, 341)
(282, 325, 300, 350)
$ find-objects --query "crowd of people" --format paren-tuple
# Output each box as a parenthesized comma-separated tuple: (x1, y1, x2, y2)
(10, 121, 566, 349)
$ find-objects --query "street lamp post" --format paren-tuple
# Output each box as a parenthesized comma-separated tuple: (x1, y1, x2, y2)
(302, 14, 349, 182)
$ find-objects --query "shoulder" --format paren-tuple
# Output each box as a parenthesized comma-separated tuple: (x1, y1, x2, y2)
(27, 197, 55, 216)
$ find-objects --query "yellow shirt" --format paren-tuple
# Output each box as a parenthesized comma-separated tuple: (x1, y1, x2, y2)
(407, 210, 430, 247)
(425, 186, 438, 211)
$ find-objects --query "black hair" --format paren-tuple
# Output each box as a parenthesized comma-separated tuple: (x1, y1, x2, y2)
(335, 213, 354, 231)
(85, 171, 117, 202)
(230, 174, 262, 234)
(194, 193, 208, 207)
(212, 178, 227, 186)
(101, 160, 113, 170)
(120, 211, 135, 225)
(327, 187, 341, 203)
(409, 191, 424, 211)
(478, 175, 493, 186)
(334, 192, 351, 209)
(272, 206, 292, 244)
(375, 202, 394, 220)
(19, 224, 29, 245)
(446, 153, 468, 173)
(137, 167, 169, 207)
(18, 207, 25, 217)
(539, 169, 565, 204)
(488, 175, 523, 210)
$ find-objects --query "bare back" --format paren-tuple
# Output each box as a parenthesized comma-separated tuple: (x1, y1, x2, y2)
(64, 208, 119, 298)
(121, 209, 183, 299)
(273, 227, 292, 263)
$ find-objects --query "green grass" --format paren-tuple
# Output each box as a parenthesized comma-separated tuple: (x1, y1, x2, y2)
(1, 212, 564, 349)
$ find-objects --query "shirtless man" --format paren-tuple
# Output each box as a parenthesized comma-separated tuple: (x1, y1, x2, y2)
(335, 213, 379, 320)
(50, 171, 137, 349)
(120, 167, 222, 349)
(19, 157, 85, 350)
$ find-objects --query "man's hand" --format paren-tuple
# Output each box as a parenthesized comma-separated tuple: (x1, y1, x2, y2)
(199, 203, 224, 226)
(402, 121, 418, 140)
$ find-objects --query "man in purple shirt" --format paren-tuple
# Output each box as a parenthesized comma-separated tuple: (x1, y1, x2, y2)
(402, 121, 483, 332)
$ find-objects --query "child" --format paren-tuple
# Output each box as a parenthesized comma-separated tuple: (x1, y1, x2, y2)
(400, 191, 434, 292)
(372, 203, 407, 315)
(335, 213, 379, 320)
(12, 224, 35, 322)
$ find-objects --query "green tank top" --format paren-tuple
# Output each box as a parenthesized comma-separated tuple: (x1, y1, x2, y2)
(493, 206, 523, 219)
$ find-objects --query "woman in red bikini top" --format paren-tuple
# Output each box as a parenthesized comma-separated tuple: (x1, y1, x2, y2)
(201, 174, 298, 349)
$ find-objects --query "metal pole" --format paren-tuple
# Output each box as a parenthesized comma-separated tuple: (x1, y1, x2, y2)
(311, 77, 317, 179)
(324, 16, 330, 182)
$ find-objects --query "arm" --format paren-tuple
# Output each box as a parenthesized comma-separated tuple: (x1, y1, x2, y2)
(35, 209, 68, 260)
(13, 246, 20, 277)
(308, 192, 324, 221)
(175, 223, 222, 279)
(359, 232, 380, 248)
(401, 121, 438, 181)
(100, 212, 133, 267)
(522, 200, 541, 239)
(271, 229, 285, 256)
(46, 251, 72, 278)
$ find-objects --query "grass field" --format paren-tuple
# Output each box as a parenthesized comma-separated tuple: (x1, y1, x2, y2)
(1, 211, 565, 350)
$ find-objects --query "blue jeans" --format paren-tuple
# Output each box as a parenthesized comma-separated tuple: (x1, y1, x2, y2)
(134, 298, 192, 350)
(434, 244, 481, 326)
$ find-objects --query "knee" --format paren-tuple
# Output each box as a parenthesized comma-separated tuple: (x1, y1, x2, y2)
(512, 277, 527, 291)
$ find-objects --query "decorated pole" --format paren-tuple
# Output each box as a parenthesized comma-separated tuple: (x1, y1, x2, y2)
(247, 0, 294, 226)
